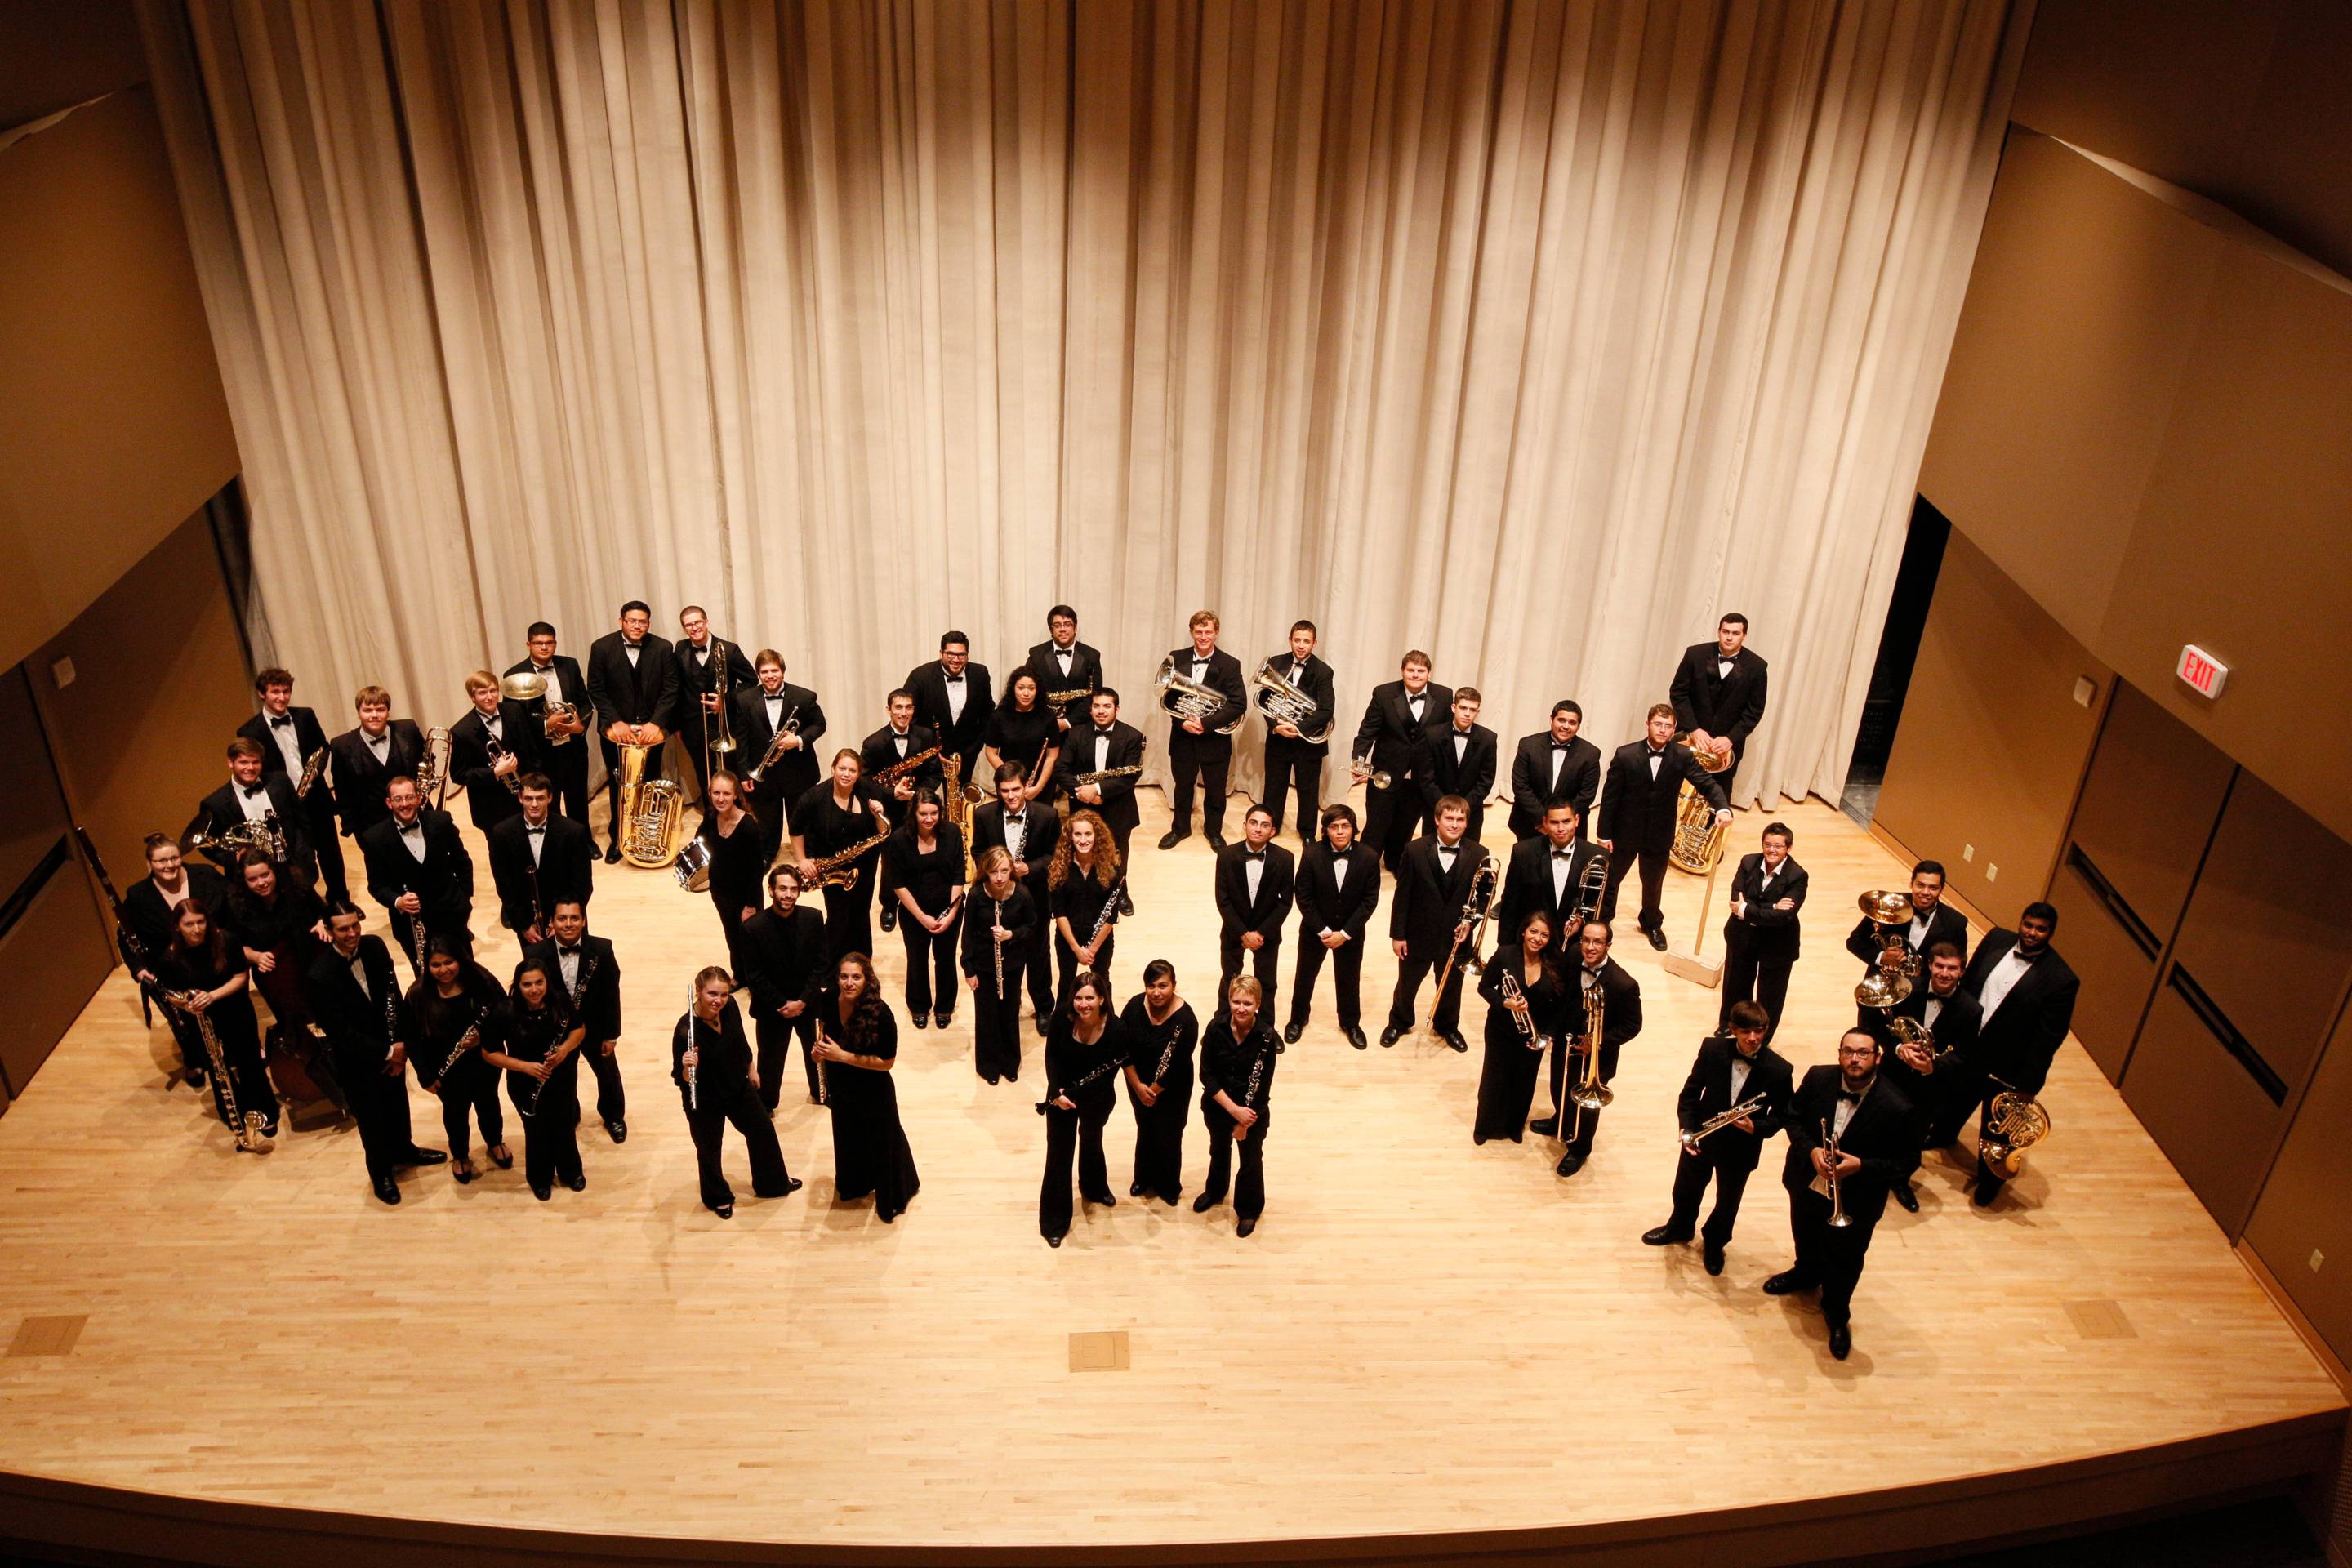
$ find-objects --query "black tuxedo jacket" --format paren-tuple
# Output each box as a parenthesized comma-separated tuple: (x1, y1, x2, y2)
(486, 814, 595, 933)
(1389, 834, 1490, 950)
(521, 933, 622, 1044)
(1958, 931, 2079, 1097)
(302, 936, 412, 1064)
(971, 798, 1061, 893)
(1675, 1034, 1795, 1173)
(359, 808, 474, 925)
(1507, 732, 1601, 837)
(1669, 644, 1770, 767)
(585, 632, 678, 731)
(732, 682, 827, 804)
(733, 904, 828, 1017)
(1494, 835, 1603, 959)
(1294, 841, 1380, 942)
(236, 706, 332, 789)
(448, 705, 533, 831)
(1163, 647, 1248, 755)
(1780, 1067, 1922, 1224)
(904, 660, 996, 761)
(1053, 723, 1147, 835)
(1255, 652, 1336, 755)
(329, 719, 427, 840)
(1215, 841, 1296, 941)
(1570, 957, 1645, 1080)
(1597, 740, 1728, 854)
(1845, 903, 1971, 972)
(501, 654, 592, 758)
(1868, 981, 1982, 1062)
(861, 724, 945, 814)
(121, 867, 230, 971)
(1022, 639, 1105, 706)
(1419, 723, 1499, 813)
(1722, 853, 1808, 962)
(187, 777, 314, 882)
(669, 635, 754, 737)
(1351, 679, 1452, 778)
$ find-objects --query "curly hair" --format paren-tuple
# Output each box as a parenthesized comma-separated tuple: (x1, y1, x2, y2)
(1048, 808, 1121, 891)
(830, 951, 888, 1050)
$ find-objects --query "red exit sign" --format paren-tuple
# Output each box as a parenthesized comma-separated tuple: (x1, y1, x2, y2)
(2177, 644, 2229, 699)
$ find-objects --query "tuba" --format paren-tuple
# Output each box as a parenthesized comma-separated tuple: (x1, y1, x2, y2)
(617, 738, 685, 868)
(1154, 656, 1244, 735)
(415, 726, 453, 807)
(1252, 658, 1333, 743)
(1980, 1087, 2052, 1177)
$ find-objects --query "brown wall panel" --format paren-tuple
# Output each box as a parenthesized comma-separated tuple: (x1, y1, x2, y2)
(2246, 1000, 2352, 1369)
(0, 860, 114, 1101)
(2051, 855, 2158, 1086)
(2123, 978, 2294, 1236)
(1874, 530, 2109, 917)
(2065, 683, 2236, 941)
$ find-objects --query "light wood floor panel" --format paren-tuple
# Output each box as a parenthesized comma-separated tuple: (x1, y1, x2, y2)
(0, 794, 2339, 1551)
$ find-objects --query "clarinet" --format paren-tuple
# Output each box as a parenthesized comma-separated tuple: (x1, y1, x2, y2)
(1084, 875, 1125, 951)
(1233, 1034, 1276, 1141)
(1035, 1048, 1132, 1114)
(991, 895, 1006, 1000)
(435, 1006, 488, 1088)
(522, 1006, 571, 1118)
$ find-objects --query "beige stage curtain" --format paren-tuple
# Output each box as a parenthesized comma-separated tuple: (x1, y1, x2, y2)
(138, 0, 2029, 810)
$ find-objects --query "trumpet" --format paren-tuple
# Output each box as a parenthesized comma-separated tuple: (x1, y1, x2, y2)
(1348, 753, 1392, 791)
(1498, 967, 1552, 1054)
(745, 704, 801, 787)
(1822, 1116, 1851, 1227)
(484, 733, 523, 795)
(1252, 658, 1333, 743)
(1682, 1093, 1771, 1152)
(1428, 859, 1496, 1029)
(1154, 656, 1243, 735)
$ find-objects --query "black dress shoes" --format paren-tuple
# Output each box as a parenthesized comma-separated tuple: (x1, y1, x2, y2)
(1529, 1116, 1560, 1137)
(1192, 1192, 1218, 1214)
(1971, 1180, 2000, 1208)
(606, 1118, 628, 1143)
(984, 1073, 1000, 1086)
(1644, 926, 1668, 952)
(1762, 1269, 1811, 1295)
(565, 1173, 586, 1192)
(1118, 892, 1134, 917)
(1236, 1218, 1257, 1238)
(1129, 1182, 1145, 1197)
(1087, 1190, 1117, 1208)
(911, 1012, 929, 1030)
(1829, 1324, 1852, 1361)
(1346, 1027, 1368, 1050)
(777, 1176, 805, 1196)
(532, 1183, 552, 1201)
(1554, 1152, 1587, 1177)
(1642, 1225, 1692, 1247)
(715, 1202, 733, 1219)
(880, 903, 898, 933)
(1282, 1020, 1303, 1045)
(403, 1146, 448, 1166)
(1378, 1026, 1401, 1048)
(1443, 1031, 1468, 1054)
(1205, 835, 1227, 852)
(1703, 1242, 1725, 1276)
(1892, 1182, 1920, 1213)
(604, 845, 623, 865)
(1472, 1133, 1487, 1147)
(1157, 831, 1187, 851)
(372, 1176, 402, 1205)
(1045, 1232, 1064, 1248)
(935, 1011, 955, 1029)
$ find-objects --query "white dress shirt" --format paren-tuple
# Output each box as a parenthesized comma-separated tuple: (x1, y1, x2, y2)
(397, 817, 428, 862)
(944, 670, 967, 722)
(1978, 943, 2038, 1021)
(236, 782, 274, 824)
(265, 714, 304, 773)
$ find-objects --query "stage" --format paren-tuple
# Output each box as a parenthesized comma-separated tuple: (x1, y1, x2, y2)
(0, 794, 2341, 1565)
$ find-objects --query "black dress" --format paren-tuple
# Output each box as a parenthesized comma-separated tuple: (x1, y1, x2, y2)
(960, 884, 1035, 1083)
(1039, 1013, 1125, 1241)
(413, 970, 510, 1165)
(670, 1000, 792, 1212)
(795, 782, 888, 963)
(1120, 997, 1197, 1204)
(504, 998, 584, 1192)
(1049, 868, 1120, 1010)
(885, 825, 967, 1019)
(984, 702, 1058, 781)
(697, 810, 768, 951)
(154, 946, 274, 1137)
(225, 881, 329, 1031)
(1473, 957, 1567, 1143)
(814, 990, 920, 1221)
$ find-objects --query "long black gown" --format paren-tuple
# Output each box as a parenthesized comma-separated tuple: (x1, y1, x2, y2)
(795, 782, 889, 963)
(960, 884, 1035, 1082)
(1119, 997, 1197, 1204)
(696, 809, 768, 955)
(1473, 957, 1569, 1143)
(1050, 868, 1120, 1010)
(1040, 1012, 1125, 1241)
(814, 989, 920, 1221)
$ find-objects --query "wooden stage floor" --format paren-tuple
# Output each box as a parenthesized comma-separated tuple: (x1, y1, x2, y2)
(0, 794, 2341, 1564)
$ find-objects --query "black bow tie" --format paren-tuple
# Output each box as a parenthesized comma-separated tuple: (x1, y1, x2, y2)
(559, 945, 581, 956)
(623, 641, 642, 650)
(1838, 1084, 1868, 1102)
(944, 674, 963, 684)
(1094, 728, 1115, 737)
(399, 819, 421, 833)
(1551, 849, 1575, 860)
(1004, 813, 1025, 825)
(1245, 849, 1266, 861)
(270, 715, 292, 728)
(526, 824, 546, 834)
(241, 784, 266, 798)
(1550, 739, 1570, 750)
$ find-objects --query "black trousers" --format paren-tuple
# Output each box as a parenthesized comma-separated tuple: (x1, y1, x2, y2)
(1038, 1101, 1113, 1238)
(1218, 930, 1282, 1024)
(973, 958, 1027, 1080)
(1546, 1042, 1618, 1155)
(510, 1071, 583, 1188)
(1668, 1152, 1756, 1245)
(578, 1040, 627, 1125)
(898, 903, 964, 1018)
(753, 1006, 818, 1108)
(686, 1094, 791, 1210)
(1720, 942, 1793, 1041)
(820, 882, 875, 967)
(1387, 942, 1469, 1035)
(1200, 1102, 1267, 1219)
(1167, 741, 1230, 838)
(1361, 780, 1424, 873)
(1288, 933, 1364, 1031)
(1056, 929, 1116, 1012)
(1261, 741, 1322, 835)
(1018, 880, 1056, 1018)
(1788, 1185, 1878, 1328)
(388, 910, 473, 981)
(546, 739, 592, 841)
(340, 1051, 416, 1181)
(305, 793, 347, 900)
(437, 1066, 505, 1162)
(1600, 842, 1670, 933)
(1128, 1075, 1187, 1200)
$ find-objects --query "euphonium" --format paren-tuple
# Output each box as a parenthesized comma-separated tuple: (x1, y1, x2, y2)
(617, 739, 685, 869)
(1154, 656, 1244, 735)
(1853, 889, 1918, 1009)
(1252, 658, 1333, 743)
(1570, 976, 1612, 1110)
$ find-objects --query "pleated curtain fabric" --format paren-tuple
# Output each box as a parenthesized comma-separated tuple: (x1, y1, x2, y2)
(136, 0, 2030, 809)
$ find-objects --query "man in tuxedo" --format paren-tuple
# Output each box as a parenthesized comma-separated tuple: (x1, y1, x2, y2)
(1215, 804, 1295, 1022)
(972, 761, 1061, 1023)
(359, 774, 475, 978)
(187, 739, 315, 887)
(1287, 803, 1380, 1049)
(1719, 822, 1807, 1041)
(329, 685, 426, 847)
(1380, 795, 1489, 1052)
(1869, 942, 1980, 1211)
(504, 621, 594, 846)
(1054, 688, 1146, 876)
(1766, 1031, 1924, 1362)
(1507, 700, 1601, 843)
(1493, 801, 1603, 964)
(487, 775, 594, 950)
(1159, 611, 1249, 850)
(122, 832, 229, 1076)
(1350, 651, 1451, 874)
(447, 670, 529, 835)
(860, 689, 943, 828)
(1256, 620, 1336, 840)
(734, 865, 829, 1109)
(1597, 704, 1731, 951)
(1024, 604, 1104, 737)
(1419, 687, 1498, 848)
(733, 648, 826, 854)
(1645, 1000, 1793, 1273)
(1957, 902, 2078, 1206)
(906, 630, 995, 782)
(236, 666, 345, 900)
(1530, 919, 1645, 1177)
(586, 601, 679, 865)
(1846, 860, 1970, 1027)
(1669, 612, 1770, 782)
(522, 899, 627, 1142)
(302, 902, 446, 1203)
(669, 604, 754, 801)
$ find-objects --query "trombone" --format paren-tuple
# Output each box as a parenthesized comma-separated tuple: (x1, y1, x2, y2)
(704, 641, 738, 785)
(1427, 860, 1496, 1028)
(1568, 978, 1611, 1111)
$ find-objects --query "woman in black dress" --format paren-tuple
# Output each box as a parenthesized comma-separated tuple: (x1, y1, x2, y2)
(223, 849, 342, 1109)
(793, 749, 892, 964)
(809, 951, 920, 1222)
(981, 670, 1059, 801)
(409, 938, 512, 1183)
(1040, 969, 1125, 1246)
(1194, 976, 1282, 1236)
(155, 902, 275, 1143)
(694, 771, 768, 955)
(671, 966, 799, 1218)
(1048, 808, 1122, 1011)
(961, 848, 1034, 1085)
(886, 790, 967, 1029)
(486, 959, 586, 1200)
(1120, 959, 1198, 1205)
(1473, 911, 1566, 1145)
